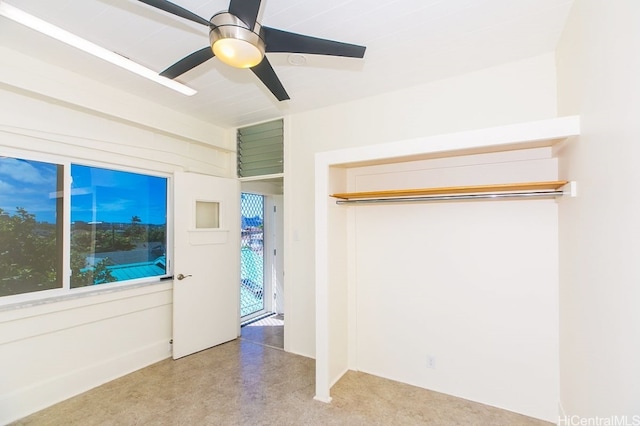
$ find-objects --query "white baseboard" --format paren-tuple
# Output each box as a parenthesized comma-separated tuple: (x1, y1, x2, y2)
(313, 394, 333, 403)
(330, 366, 350, 388)
(557, 400, 566, 425)
(0, 340, 170, 424)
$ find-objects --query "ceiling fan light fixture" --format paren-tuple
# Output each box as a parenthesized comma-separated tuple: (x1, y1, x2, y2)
(209, 13, 265, 69)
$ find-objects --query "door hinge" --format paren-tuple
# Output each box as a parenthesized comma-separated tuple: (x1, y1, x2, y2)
(273, 249, 276, 256)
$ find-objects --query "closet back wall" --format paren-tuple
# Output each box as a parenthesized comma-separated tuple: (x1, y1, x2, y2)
(347, 148, 559, 422)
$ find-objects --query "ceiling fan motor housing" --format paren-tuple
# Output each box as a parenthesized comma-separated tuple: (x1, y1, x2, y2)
(209, 12, 266, 68)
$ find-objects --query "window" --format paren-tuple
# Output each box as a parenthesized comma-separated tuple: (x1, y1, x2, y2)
(0, 158, 63, 296)
(70, 165, 168, 288)
(195, 201, 220, 229)
(0, 156, 168, 300)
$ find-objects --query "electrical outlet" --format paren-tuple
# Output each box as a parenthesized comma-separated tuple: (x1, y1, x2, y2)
(427, 355, 436, 369)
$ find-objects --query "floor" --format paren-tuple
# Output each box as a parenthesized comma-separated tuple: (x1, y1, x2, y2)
(14, 336, 552, 426)
(240, 313, 284, 349)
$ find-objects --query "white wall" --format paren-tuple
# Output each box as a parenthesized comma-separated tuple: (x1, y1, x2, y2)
(556, 0, 640, 418)
(287, 53, 559, 358)
(0, 53, 233, 424)
(0, 47, 233, 153)
(0, 284, 172, 423)
(240, 180, 283, 195)
(327, 167, 349, 386)
(348, 149, 560, 422)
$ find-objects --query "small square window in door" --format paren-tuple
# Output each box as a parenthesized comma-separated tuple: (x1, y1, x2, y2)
(195, 201, 220, 229)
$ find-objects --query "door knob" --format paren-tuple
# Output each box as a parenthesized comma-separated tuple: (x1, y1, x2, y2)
(176, 273, 192, 280)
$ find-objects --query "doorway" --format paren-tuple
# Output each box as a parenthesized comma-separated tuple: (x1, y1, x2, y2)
(239, 179, 284, 349)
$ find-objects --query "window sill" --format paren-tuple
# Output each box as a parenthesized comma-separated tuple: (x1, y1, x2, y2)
(0, 279, 173, 319)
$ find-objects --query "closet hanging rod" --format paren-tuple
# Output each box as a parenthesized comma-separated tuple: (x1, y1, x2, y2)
(335, 190, 565, 205)
(331, 181, 568, 200)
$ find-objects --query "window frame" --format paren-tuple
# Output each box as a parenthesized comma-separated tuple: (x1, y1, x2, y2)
(0, 150, 173, 307)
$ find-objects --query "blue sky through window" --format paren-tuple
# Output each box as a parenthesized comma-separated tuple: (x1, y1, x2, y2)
(0, 157, 59, 223)
(71, 165, 167, 225)
(0, 158, 167, 225)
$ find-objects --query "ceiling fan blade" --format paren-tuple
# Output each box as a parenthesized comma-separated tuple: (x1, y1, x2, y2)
(138, 0, 210, 26)
(160, 47, 214, 79)
(228, 0, 261, 30)
(251, 57, 289, 101)
(263, 27, 366, 58)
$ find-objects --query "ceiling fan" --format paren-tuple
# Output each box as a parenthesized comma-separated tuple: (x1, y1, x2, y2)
(138, 0, 367, 101)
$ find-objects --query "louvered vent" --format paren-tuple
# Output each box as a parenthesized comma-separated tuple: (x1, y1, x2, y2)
(237, 119, 283, 178)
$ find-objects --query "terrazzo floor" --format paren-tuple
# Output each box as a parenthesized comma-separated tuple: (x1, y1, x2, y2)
(240, 314, 284, 350)
(14, 336, 552, 426)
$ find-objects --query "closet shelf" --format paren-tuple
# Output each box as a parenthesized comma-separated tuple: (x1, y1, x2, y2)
(330, 180, 570, 204)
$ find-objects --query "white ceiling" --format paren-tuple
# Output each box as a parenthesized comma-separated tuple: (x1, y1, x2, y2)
(0, 0, 574, 128)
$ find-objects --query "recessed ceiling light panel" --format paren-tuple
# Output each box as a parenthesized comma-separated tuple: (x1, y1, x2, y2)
(0, 1, 197, 96)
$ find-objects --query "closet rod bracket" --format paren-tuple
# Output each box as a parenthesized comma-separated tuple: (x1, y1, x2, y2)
(563, 181, 577, 197)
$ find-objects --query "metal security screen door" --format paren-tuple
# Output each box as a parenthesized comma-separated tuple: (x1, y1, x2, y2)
(240, 193, 266, 318)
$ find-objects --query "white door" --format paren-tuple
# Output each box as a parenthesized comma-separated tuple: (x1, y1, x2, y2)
(173, 172, 240, 359)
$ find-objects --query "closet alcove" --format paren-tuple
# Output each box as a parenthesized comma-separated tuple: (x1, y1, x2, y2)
(314, 116, 579, 422)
